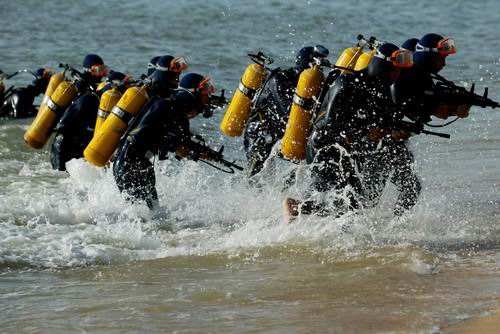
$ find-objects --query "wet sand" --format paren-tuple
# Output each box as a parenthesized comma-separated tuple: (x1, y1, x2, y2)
(442, 303, 500, 334)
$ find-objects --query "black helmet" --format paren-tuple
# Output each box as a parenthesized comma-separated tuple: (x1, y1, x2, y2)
(414, 33, 443, 68)
(83, 54, 104, 70)
(107, 70, 126, 82)
(34, 67, 51, 79)
(295, 45, 329, 73)
(82, 54, 108, 78)
(401, 38, 419, 52)
(367, 43, 401, 78)
(32, 68, 51, 95)
(414, 33, 456, 72)
(106, 71, 130, 87)
(96, 71, 129, 92)
(179, 73, 215, 97)
(150, 55, 188, 96)
(147, 56, 161, 76)
(179, 73, 216, 118)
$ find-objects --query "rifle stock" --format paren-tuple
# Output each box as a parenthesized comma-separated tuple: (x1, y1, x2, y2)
(58, 63, 95, 92)
(185, 137, 243, 172)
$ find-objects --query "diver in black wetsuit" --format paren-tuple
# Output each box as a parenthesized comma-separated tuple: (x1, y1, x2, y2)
(113, 72, 218, 210)
(392, 34, 469, 123)
(50, 71, 131, 171)
(243, 45, 329, 178)
(360, 38, 423, 215)
(365, 33, 469, 216)
(0, 68, 51, 118)
(284, 43, 414, 218)
(49, 54, 110, 171)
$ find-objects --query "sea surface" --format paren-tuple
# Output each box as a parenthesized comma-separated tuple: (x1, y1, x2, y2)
(1, 0, 499, 333)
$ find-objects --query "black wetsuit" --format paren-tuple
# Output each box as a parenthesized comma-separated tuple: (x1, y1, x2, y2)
(112, 90, 195, 209)
(243, 67, 299, 177)
(49, 74, 103, 171)
(0, 76, 49, 118)
(361, 136, 422, 215)
(50, 91, 100, 171)
(305, 71, 397, 213)
(362, 65, 438, 215)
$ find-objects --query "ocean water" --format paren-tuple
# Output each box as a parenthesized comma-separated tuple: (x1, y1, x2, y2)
(1, 0, 499, 332)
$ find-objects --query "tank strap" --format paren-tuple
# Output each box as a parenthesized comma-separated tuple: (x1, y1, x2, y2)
(238, 81, 257, 99)
(293, 93, 314, 110)
(111, 105, 134, 124)
(97, 108, 110, 118)
(46, 97, 63, 115)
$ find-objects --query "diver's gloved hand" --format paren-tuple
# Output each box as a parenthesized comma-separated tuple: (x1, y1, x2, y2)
(432, 104, 470, 119)
(174, 145, 193, 160)
(391, 129, 411, 141)
(367, 127, 386, 141)
(453, 104, 471, 118)
(202, 105, 215, 118)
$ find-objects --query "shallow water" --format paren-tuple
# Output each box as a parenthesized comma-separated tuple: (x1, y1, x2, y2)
(1, 0, 500, 332)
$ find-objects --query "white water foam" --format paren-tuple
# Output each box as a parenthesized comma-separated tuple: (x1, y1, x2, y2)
(1, 150, 495, 270)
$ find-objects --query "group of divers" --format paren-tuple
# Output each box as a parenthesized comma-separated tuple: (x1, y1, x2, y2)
(1, 33, 498, 221)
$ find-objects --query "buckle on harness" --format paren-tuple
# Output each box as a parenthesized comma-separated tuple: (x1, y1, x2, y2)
(97, 108, 110, 118)
(238, 81, 257, 99)
(293, 93, 314, 110)
(46, 97, 62, 115)
(111, 105, 134, 123)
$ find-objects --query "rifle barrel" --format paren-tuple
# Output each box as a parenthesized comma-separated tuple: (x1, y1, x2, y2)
(421, 129, 451, 139)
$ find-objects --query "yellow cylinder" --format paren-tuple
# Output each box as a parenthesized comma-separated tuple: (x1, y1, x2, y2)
(220, 63, 268, 137)
(354, 50, 375, 71)
(38, 72, 64, 115)
(94, 87, 122, 134)
(84, 85, 149, 167)
(24, 80, 78, 149)
(281, 65, 324, 161)
(335, 47, 363, 73)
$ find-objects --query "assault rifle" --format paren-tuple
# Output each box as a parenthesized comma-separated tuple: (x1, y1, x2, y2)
(59, 63, 95, 92)
(396, 120, 450, 139)
(427, 74, 499, 109)
(208, 89, 227, 108)
(0, 69, 40, 99)
(59, 63, 84, 79)
(0, 69, 38, 80)
(185, 136, 243, 173)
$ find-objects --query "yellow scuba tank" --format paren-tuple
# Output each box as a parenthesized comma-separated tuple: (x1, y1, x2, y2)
(38, 71, 64, 113)
(335, 35, 379, 74)
(354, 49, 375, 71)
(280, 65, 325, 161)
(24, 80, 78, 149)
(335, 47, 363, 73)
(94, 87, 122, 135)
(84, 85, 149, 167)
(220, 53, 271, 137)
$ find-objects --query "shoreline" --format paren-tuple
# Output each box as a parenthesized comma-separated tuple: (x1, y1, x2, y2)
(442, 303, 500, 334)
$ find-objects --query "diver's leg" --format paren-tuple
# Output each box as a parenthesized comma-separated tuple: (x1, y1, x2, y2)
(113, 144, 158, 210)
(390, 142, 421, 216)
